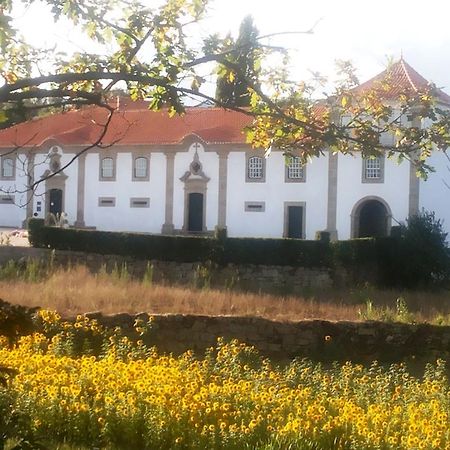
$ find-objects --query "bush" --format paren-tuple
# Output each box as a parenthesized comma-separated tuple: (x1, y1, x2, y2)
(394, 211, 450, 287)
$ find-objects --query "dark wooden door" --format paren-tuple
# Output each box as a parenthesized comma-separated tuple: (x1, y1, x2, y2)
(287, 206, 303, 238)
(49, 189, 63, 215)
(188, 193, 203, 232)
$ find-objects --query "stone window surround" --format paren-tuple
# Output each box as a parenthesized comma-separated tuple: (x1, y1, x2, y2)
(362, 154, 385, 184)
(244, 201, 265, 212)
(285, 156, 306, 183)
(132, 153, 150, 181)
(283, 201, 306, 239)
(0, 155, 16, 180)
(130, 197, 150, 208)
(98, 197, 116, 207)
(0, 194, 15, 204)
(246, 152, 266, 183)
(99, 153, 117, 181)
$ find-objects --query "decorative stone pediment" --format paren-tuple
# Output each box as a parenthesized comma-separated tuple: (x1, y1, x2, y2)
(41, 145, 67, 180)
(180, 148, 210, 183)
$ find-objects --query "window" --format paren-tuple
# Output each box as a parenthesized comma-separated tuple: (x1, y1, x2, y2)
(244, 201, 265, 212)
(286, 156, 305, 182)
(130, 197, 150, 208)
(98, 197, 116, 207)
(100, 157, 114, 180)
(362, 156, 384, 183)
(0, 195, 14, 204)
(1, 157, 14, 179)
(247, 156, 265, 182)
(133, 157, 148, 180)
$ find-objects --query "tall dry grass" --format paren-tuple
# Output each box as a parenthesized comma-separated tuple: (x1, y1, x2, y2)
(1, 265, 450, 322)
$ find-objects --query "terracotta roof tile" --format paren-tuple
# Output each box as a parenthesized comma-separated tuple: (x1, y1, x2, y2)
(0, 106, 253, 148)
(353, 58, 450, 104)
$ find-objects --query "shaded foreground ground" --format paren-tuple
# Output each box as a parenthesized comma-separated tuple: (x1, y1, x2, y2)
(1, 265, 450, 323)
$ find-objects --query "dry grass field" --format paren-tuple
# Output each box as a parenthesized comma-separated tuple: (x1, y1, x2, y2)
(1, 265, 450, 323)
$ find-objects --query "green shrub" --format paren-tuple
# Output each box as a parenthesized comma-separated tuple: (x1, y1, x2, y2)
(223, 238, 332, 267)
(27, 218, 45, 248)
(394, 211, 450, 288)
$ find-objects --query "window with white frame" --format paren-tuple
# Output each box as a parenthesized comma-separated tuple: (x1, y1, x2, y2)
(247, 156, 264, 181)
(1, 157, 14, 179)
(133, 157, 148, 180)
(363, 156, 384, 183)
(100, 157, 114, 179)
(286, 156, 305, 182)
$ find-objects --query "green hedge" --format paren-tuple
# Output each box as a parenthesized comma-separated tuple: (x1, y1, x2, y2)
(332, 237, 399, 286)
(223, 238, 331, 267)
(27, 220, 331, 268)
(27, 219, 450, 287)
(28, 220, 214, 262)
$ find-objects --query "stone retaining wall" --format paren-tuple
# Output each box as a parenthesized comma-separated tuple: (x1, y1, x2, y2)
(86, 312, 450, 364)
(0, 246, 333, 293)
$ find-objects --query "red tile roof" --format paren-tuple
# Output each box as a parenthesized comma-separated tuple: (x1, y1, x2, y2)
(0, 106, 253, 148)
(353, 58, 450, 104)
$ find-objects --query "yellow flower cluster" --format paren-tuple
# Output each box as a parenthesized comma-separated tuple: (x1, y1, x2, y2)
(1, 334, 450, 449)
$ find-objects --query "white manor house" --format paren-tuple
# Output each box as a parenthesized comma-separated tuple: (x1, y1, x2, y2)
(0, 59, 449, 240)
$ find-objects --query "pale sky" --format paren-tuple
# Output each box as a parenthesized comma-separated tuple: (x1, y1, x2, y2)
(12, 0, 450, 94)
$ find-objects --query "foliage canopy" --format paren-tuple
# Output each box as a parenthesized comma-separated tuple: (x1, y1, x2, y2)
(0, 0, 450, 181)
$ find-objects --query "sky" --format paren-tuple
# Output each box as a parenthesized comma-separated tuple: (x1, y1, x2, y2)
(11, 0, 450, 94)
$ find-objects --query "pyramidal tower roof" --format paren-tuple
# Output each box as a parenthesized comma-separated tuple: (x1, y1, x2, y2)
(354, 58, 450, 104)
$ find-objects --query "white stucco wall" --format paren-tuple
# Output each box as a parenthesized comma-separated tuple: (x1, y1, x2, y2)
(336, 153, 411, 239)
(419, 150, 450, 237)
(226, 152, 329, 239)
(172, 144, 219, 231)
(84, 150, 166, 233)
(0, 152, 28, 227)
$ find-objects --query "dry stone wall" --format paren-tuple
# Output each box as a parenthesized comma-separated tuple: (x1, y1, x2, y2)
(84, 311, 450, 365)
(0, 246, 333, 293)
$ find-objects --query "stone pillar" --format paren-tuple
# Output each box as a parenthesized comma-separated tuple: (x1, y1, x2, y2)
(74, 152, 86, 227)
(23, 152, 35, 228)
(217, 151, 229, 229)
(326, 151, 338, 240)
(162, 152, 175, 234)
(408, 117, 421, 217)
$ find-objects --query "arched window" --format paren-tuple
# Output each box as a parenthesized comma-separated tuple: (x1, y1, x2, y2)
(134, 157, 148, 179)
(247, 156, 264, 180)
(1, 158, 14, 178)
(101, 157, 114, 179)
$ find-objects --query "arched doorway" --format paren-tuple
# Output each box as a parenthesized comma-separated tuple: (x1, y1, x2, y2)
(351, 197, 391, 238)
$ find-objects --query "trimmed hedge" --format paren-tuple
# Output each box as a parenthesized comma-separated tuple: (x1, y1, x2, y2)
(27, 219, 450, 287)
(28, 220, 214, 262)
(28, 220, 332, 268)
(222, 238, 331, 267)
